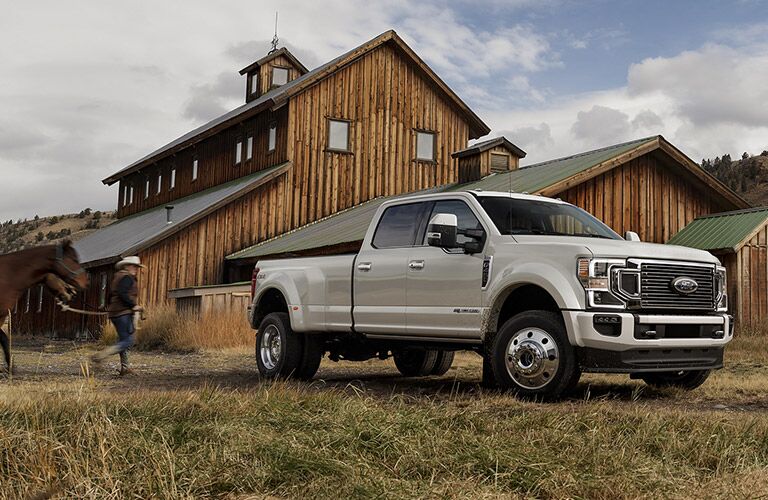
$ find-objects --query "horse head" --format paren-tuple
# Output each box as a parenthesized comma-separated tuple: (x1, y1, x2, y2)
(44, 273, 78, 303)
(53, 240, 89, 291)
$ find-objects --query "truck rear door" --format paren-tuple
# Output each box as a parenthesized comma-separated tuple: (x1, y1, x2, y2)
(353, 202, 427, 334)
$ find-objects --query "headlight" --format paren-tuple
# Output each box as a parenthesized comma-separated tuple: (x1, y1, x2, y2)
(577, 258, 626, 309)
(715, 266, 727, 312)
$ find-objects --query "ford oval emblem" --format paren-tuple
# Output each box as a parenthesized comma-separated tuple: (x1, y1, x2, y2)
(671, 276, 698, 295)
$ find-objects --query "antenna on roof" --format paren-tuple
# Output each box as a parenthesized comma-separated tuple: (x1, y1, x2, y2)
(269, 12, 279, 54)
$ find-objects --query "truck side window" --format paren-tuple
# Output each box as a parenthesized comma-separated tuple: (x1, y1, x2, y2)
(422, 200, 485, 246)
(372, 202, 425, 248)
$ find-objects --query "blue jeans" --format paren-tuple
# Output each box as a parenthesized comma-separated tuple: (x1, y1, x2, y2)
(111, 314, 135, 368)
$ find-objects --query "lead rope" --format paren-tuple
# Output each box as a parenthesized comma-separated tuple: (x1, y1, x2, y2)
(55, 300, 109, 317)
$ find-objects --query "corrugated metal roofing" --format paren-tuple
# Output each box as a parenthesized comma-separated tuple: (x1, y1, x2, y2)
(226, 138, 658, 261)
(76, 163, 288, 265)
(666, 207, 768, 251)
(452, 136, 657, 193)
(226, 187, 444, 260)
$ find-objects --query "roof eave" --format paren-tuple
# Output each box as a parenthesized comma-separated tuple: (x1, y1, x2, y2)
(102, 97, 276, 185)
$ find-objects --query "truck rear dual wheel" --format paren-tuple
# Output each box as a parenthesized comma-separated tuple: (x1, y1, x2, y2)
(256, 312, 324, 381)
(393, 349, 455, 377)
(640, 369, 711, 390)
(490, 310, 579, 400)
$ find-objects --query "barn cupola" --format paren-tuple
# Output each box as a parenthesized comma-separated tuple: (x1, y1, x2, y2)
(451, 136, 527, 184)
(239, 47, 309, 102)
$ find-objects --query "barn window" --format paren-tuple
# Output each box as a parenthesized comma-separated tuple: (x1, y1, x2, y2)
(192, 158, 199, 181)
(157, 172, 163, 194)
(170, 168, 176, 190)
(250, 74, 259, 95)
(491, 153, 510, 172)
(327, 119, 350, 152)
(235, 140, 243, 164)
(123, 185, 129, 206)
(416, 131, 436, 162)
(99, 272, 107, 309)
(247, 136, 253, 160)
(271, 67, 289, 87)
(145, 178, 150, 199)
(128, 184, 134, 204)
(268, 124, 277, 152)
(37, 285, 44, 313)
(24, 289, 30, 313)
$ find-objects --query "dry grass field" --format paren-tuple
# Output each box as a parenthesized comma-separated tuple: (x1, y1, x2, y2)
(1, 319, 767, 499)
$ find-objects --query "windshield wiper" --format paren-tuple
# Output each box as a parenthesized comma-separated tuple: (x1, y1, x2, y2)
(574, 233, 614, 239)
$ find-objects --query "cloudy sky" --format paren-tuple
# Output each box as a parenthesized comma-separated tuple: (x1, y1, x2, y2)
(2, 0, 767, 220)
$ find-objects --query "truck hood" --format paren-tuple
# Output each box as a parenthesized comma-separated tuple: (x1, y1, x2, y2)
(511, 235, 720, 265)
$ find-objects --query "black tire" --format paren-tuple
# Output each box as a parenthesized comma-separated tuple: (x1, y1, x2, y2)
(256, 312, 303, 379)
(296, 333, 325, 380)
(490, 310, 578, 400)
(393, 349, 438, 377)
(640, 369, 711, 390)
(430, 350, 455, 376)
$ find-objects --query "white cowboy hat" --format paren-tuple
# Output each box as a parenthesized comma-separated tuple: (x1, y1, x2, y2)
(115, 256, 145, 269)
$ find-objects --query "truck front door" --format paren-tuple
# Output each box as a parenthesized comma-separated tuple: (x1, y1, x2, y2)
(406, 199, 486, 338)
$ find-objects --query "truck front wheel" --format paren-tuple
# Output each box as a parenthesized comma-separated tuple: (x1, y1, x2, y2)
(256, 312, 303, 379)
(640, 369, 711, 390)
(490, 310, 579, 400)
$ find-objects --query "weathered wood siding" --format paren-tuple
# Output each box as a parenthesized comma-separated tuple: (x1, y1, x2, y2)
(136, 174, 291, 306)
(556, 153, 731, 243)
(254, 54, 304, 97)
(116, 107, 289, 218)
(730, 226, 768, 328)
(457, 145, 519, 183)
(286, 43, 471, 227)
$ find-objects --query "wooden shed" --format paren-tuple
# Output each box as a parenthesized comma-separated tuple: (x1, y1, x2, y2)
(169, 282, 251, 317)
(668, 207, 768, 328)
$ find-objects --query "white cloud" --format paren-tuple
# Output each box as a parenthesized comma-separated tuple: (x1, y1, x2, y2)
(571, 105, 632, 145)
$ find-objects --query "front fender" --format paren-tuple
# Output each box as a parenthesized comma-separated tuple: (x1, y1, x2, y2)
(483, 261, 585, 337)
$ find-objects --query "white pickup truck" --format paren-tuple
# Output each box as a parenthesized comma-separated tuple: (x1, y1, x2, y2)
(248, 190, 732, 398)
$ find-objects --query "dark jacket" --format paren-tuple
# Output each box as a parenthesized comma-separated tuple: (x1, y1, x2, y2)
(107, 269, 138, 318)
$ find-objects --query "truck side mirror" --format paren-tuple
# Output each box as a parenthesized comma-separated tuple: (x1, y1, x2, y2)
(427, 213, 458, 248)
(625, 231, 641, 242)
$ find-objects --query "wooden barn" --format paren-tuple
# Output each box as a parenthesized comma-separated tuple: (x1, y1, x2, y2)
(668, 207, 768, 328)
(12, 30, 758, 337)
(12, 30, 490, 336)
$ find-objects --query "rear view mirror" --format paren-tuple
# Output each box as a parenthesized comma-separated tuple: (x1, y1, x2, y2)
(625, 231, 641, 242)
(427, 213, 458, 248)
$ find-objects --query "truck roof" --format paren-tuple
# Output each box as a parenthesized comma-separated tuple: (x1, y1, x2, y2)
(464, 190, 567, 204)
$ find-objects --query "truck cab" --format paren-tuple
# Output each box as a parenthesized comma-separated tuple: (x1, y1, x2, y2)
(249, 190, 732, 399)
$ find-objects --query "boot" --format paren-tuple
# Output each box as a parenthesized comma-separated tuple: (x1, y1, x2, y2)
(91, 345, 120, 365)
(119, 365, 135, 376)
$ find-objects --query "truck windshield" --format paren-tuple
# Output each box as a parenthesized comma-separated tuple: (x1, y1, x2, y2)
(478, 197, 621, 239)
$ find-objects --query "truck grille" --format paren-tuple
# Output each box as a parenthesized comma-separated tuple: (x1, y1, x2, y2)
(640, 262, 715, 311)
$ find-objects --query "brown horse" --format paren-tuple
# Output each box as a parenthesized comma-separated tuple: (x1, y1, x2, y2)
(0, 241, 89, 370)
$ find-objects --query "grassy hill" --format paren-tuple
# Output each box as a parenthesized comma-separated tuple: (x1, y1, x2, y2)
(0, 209, 115, 255)
(702, 150, 768, 206)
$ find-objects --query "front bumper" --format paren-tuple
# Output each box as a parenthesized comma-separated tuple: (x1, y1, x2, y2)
(562, 311, 732, 373)
(563, 311, 733, 351)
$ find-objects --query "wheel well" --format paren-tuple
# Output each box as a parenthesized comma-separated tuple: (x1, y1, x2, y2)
(255, 288, 288, 327)
(494, 284, 560, 332)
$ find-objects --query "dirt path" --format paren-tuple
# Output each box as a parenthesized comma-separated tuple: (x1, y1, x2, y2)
(2, 337, 767, 413)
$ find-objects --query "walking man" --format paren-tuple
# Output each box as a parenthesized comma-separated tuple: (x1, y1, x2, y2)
(92, 256, 144, 375)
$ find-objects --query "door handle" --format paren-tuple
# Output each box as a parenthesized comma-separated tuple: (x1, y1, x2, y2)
(408, 260, 425, 269)
(357, 262, 372, 272)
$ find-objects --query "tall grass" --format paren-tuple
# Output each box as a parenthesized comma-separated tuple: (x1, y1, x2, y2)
(100, 305, 254, 352)
(1, 383, 767, 499)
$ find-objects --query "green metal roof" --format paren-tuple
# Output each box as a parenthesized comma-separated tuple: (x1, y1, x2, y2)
(667, 207, 768, 252)
(451, 136, 657, 193)
(226, 138, 659, 262)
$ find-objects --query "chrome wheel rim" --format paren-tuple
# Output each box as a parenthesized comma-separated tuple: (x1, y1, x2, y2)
(505, 327, 559, 390)
(260, 324, 281, 370)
